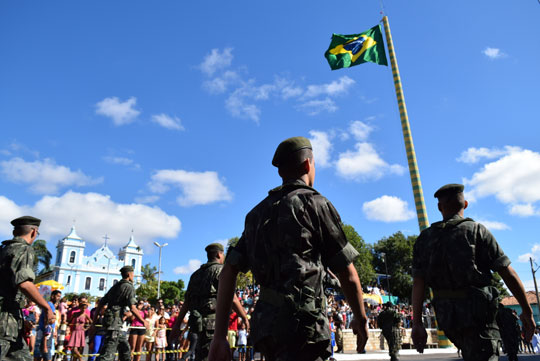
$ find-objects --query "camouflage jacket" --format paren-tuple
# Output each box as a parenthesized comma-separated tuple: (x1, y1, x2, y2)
(227, 179, 359, 347)
(0, 237, 36, 341)
(412, 214, 510, 338)
(99, 279, 137, 330)
(377, 308, 401, 334)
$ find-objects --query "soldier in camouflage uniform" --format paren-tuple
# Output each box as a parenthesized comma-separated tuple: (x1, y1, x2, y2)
(496, 304, 520, 361)
(208, 136, 369, 361)
(0, 216, 55, 361)
(170, 243, 248, 361)
(377, 302, 402, 361)
(411, 184, 535, 361)
(94, 265, 148, 361)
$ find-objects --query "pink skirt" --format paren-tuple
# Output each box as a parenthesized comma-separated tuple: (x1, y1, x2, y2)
(68, 329, 86, 348)
(155, 336, 167, 349)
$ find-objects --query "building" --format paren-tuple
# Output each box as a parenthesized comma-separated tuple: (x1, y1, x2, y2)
(501, 290, 540, 324)
(52, 226, 143, 297)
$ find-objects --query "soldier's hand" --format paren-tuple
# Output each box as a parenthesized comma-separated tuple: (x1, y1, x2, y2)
(47, 309, 56, 325)
(208, 337, 231, 361)
(350, 317, 368, 353)
(411, 322, 427, 353)
(520, 312, 535, 342)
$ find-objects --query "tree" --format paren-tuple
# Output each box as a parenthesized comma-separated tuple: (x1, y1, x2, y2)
(492, 272, 510, 299)
(372, 232, 417, 303)
(141, 263, 157, 283)
(32, 239, 52, 275)
(159, 279, 186, 305)
(341, 224, 375, 288)
(227, 237, 255, 289)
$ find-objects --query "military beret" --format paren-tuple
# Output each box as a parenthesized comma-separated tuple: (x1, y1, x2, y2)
(434, 184, 464, 198)
(272, 136, 312, 167)
(120, 265, 134, 274)
(11, 216, 41, 227)
(205, 243, 224, 253)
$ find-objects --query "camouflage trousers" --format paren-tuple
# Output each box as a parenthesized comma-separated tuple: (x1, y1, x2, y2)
(0, 337, 32, 361)
(194, 328, 213, 361)
(444, 327, 500, 361)
(500, 335, 519, 361)
(96, 330, 131, 361)
(382, 328, 401, 358)
(255, 336, 331, 361)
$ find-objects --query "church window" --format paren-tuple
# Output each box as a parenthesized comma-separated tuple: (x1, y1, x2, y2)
(85, 277, 91, 290)
(69, 251, 76, 263)
(67, 275, 71, 285)
(99, 278, 105, 291)
(131, 259, 136, 268)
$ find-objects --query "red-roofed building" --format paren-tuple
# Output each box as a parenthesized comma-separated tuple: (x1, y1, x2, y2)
(501, 291, 540, 325)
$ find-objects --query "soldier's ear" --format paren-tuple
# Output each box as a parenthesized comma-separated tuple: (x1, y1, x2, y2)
(464, 200, 468, 210)
(437, 202, 442, 213)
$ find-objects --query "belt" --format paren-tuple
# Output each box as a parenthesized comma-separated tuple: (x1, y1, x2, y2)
(432, 288, 468, 299)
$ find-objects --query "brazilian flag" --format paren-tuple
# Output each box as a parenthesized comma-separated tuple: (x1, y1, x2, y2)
(325, 25, 388, 70)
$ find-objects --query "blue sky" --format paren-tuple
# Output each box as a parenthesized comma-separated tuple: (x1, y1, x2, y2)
(1, 1, 539, 290)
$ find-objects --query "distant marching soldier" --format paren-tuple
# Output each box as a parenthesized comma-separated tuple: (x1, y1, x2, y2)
(93, 265, 148, 361)
(0, 216, 55, 361)
(378, 302, 402, 361)
(496, 304, 521, 361)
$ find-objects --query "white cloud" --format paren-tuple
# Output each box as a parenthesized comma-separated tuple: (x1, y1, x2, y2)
(336, 143, 405, 181)
(0, 157, 102, 194)
(475, 219, 510, 231)
(308, 130, 332, 168)
(362, 195, 415, 222)
(464, 148, 540, 211)
(509, 203, 537, 217)
(95, 97, 140, 126)
(226, 89, 262, 123)
(134, 195, 160, 204)
(298, 98, 337, 115)
(200, 48, 234, 76)
(518, 244, 540, 263)
(103, 156, 141, 170)
(151, 114, 185, 131)
(0, 191, 181, 248)
(174, 259, 203, 274)
(483, 47, 506, 59)
(349, 121, 374, 141)
(303, 76, 355, 98)
(457, 146, 518, 164)
(203, 70, 240, 94)
(149, 169, 232, 206)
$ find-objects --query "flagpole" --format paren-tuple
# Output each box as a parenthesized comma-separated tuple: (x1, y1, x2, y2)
(381, 15, 452, 348)
(381, 16, 429, 231)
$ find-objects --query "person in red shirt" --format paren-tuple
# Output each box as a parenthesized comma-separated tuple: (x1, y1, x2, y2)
(227, 312, 238, 359)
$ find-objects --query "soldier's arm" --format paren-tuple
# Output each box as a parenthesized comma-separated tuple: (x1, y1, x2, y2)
(499, 265, 535, 342)
(209, 263, 239, 361)
(232, 294, 249, 331)
(336, 263, 368, 353)
(411, 276, 427, 353)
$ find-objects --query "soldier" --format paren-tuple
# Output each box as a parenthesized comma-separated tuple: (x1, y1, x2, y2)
(377, 302, 402, 361)
(496, 305, 520, 361)
(411, 183, 535, 361)
(170, 243, 248, 361)
(208, 136, 369, 361)
(0, 216, 55, 361)
(94, 265, 148, 361)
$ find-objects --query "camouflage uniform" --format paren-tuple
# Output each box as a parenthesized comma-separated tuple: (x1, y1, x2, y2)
(0, 236, 36, 361)
(184, 261, 222, 361)
(412, 214, 510, 361)
(496, 307, 520, 361)
(96, 279, 138, 361)
(377, 305, 402, 361)
(227, 179, 359, 361)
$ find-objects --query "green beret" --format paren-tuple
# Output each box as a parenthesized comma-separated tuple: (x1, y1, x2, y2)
(205, 243, 224, 253)
(272, 136, 312, 167)
(434, 183, 464, 198)
(120, 265, 134, 274)
(11, 216, 41, 227)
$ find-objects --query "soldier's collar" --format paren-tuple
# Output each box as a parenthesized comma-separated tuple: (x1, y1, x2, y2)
(3, 237, 28, 245)
(269, 178, 317, 194)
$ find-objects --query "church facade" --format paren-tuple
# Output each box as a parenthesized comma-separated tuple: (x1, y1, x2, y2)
(52, 226, 143, 297)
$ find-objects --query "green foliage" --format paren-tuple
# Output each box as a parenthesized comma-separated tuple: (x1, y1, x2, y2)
(341, 224, 375, 288)
(32, 239, 52, 275)
(492, 272, 510, 299)
(141, 263, 157, 283)
(159, 280, 186, 305)
(226, 237, 255, 288)
(372, 232, 417, 303)
(136, 280, 157, 302)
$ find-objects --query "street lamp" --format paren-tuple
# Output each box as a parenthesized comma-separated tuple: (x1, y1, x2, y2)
(381, 252, 391, 297)
(154, 241, 168, 299)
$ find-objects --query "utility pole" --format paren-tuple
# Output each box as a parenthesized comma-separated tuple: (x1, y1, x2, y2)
(154, 242, 168, 299)
(529, 257, 540, 319)
(381, 252, 391, 297)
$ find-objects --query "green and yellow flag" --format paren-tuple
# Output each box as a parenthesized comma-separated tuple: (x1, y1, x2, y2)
(325, 24, 388, 70)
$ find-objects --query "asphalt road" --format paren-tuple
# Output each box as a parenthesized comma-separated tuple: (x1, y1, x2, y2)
(333, 350, 540, 360)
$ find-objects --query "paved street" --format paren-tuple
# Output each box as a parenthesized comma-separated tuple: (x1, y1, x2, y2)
(333, 349, 540, 360)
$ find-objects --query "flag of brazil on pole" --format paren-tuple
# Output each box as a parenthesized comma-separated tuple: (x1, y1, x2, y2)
(325, 24, 388, 70)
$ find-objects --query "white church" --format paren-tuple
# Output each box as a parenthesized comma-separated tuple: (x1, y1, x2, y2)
(52, 226, 143, 297)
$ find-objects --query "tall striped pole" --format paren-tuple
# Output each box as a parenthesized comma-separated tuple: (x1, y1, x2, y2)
(381, 16, 429, 231)
(382, 16, 452, 348)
